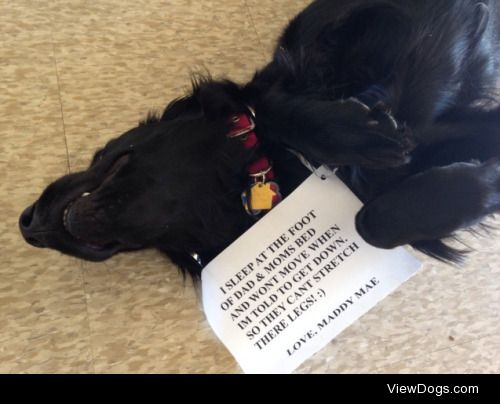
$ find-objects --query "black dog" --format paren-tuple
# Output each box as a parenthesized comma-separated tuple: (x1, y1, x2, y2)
(20, 0, 500, 276)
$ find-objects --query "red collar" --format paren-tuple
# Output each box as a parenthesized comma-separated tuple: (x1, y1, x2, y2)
(228, 110, 282, 216)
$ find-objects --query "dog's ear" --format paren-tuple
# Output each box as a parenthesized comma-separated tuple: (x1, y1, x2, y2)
(161, 95, 202, 122)
(192, 78, 247, 121)
(161, 78, 247, 122)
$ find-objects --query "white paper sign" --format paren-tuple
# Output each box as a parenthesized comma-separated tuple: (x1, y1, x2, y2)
(202, 167, 421, 374)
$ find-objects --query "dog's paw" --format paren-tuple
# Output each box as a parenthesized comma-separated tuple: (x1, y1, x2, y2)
(343, 98, 416, 169)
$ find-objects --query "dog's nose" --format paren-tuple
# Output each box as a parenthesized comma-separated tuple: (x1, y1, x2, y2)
(19, 203, 47, 248)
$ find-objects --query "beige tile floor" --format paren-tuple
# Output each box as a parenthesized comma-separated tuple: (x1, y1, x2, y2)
(1, 0, 499, 374)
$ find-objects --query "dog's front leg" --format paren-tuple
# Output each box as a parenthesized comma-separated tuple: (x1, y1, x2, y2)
(412, 106, 500, 169)
(257, 92, 414, 169)
(354, 159, 500, 261)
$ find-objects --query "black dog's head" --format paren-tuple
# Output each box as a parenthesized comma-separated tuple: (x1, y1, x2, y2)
(19, 79, 256, 272)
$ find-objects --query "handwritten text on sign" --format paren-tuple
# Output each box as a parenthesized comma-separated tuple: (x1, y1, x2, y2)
(202, 167, 421, 373)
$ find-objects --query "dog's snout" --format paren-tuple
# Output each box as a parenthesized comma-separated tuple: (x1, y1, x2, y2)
(19, 203, 47, 248)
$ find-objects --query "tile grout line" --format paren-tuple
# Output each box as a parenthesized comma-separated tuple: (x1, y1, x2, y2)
(49, 36, 71, 174)
(49, 19, 95, 371)
(242, 0, 268, 60)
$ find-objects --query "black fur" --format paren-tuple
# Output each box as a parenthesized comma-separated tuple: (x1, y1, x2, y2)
(20, 0, 500, 275)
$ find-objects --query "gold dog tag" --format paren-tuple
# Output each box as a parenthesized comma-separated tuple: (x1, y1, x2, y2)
(250, 183, 277, 210)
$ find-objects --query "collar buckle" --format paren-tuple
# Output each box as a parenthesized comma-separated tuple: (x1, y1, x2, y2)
(228, 113, 256, 139)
